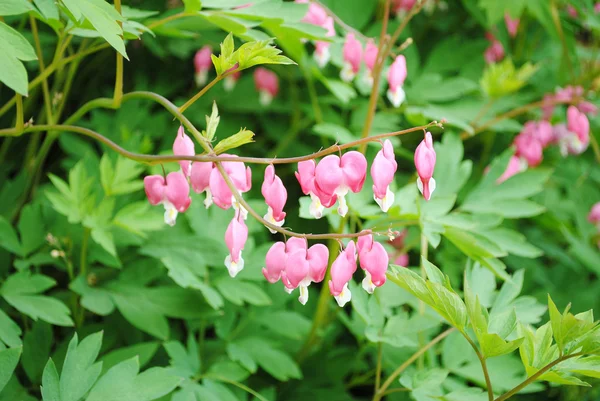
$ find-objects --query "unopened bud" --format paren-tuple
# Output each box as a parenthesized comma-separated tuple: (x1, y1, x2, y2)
(50, 249, 63, 258)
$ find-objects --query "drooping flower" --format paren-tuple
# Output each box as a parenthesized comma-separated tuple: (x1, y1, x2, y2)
(514, 131, 543, 167)
(312, 16, 336, 68)
(281, 241, 329, 305)
(173, 126, 195, 177)
(190, 161, 215, 208)
(414, 131, 436, 200)
(392, 0, 416, 18)
(329, 241, 358, 307)
(144, 172, 191, 226)
(357, 234, 389, 294)
(314, 151, 368, 217)
(555, 105, 591, 156)
(371, 139, 398, 212)
(521, 121, 554, 148)
(295, 160, 337, 219)
(363, 39, 379, 87)
(224, 215, 248, 277)
(484, 33, 505, 64)
(224, 70, 241, 92)
(504, 13, 520, 37)
(209, 155, 252, 215)
(588, 202, 600, 227)
(297, 0, 328, 26)
(567, 5, 578, 18)
(496, 155, 526, 184)
(262, 238, 328, 305)
(194, 46, 213, 86)
(254, 68, 279, 106)
(340, 33, 363, 83)
(387, 55, 407, 108)
(393, 253, 409, 267)
(261, 164, 287, 233)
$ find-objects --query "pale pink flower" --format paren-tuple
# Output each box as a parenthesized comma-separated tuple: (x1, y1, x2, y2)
(314, 151, 368, 217)
(567, 5, 578, 18)
(194, 46, 213, 86)
(224, 215, 248, 277)
(190, 161, 214, 208)
(387, 55, 407, 107)
(224, 70, 241, 92)
(261, 164, 287, 233)
(522, 121, 554, 148)
(144, 172, 191, 226)
(392, 0, 416, 17)
(208, 155, 252, 215)
(371, 139, 398, 212)
(254, 68, 279, 106)
(173, 126, 195, 177)
(296, 160, 337, 219)
(314, 17, 335, 68)
(357, 234, 389, 293)
(329, 241, 358, 307)
(595, 2, 600, 13)
(564, 105, 590, 155)
(504, 13, 520, 37)
(514, 132, 543, 167)
(588, 202, 600, 226)
(340, 33, 363, 82)
(393, 253, 409, 267)
(496, 155, 526, 184)
(414, 132, 436, 200)
(484, 34, 505, 64)
(281, 241, 329, 305)
(297, 0, 328, 26)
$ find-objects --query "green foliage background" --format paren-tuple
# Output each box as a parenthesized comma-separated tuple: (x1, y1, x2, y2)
(0, 0, 600, 400)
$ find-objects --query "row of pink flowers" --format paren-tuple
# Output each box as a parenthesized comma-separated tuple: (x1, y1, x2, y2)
(499, 105, 591, 183)
(144, 125, 438, 304)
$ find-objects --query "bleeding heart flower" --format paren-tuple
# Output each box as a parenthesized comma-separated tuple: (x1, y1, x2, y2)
(314, 17, 335, 68)
(282, 241, 329, 305)
(209, 155, 252, 216)
(224, 70, 241, 92)
(329, 241, 357, 307)
(297, 0, 328, 26)
(514, 131, 543, 167)
(190, 161, 214, 208)
(567, 105, 590, 150)
(144, 172, 191, 226)
(522, 121, 554, 148)
(371, 139, 398, 212)
(393, 253, 409, 267)
(173, 126, 195, 177)
(296, 160, 337, 219)
(496, 155, 526, 184)
(254, 68, 279, 106)
(414, 131, 437, 200)
(387, 55, 407, 108)
(314, 151, 367, 217)
(194, 46, 213, 86)
(392, 0, 416, 18)
(224, 215, 248, 277)
(588, 202, 600, 227)
(504, 13, 520, 37)
(340, 33, 363, 83)
(261, 164, 287, 233)
(357, 234, 389, 294)
(362, 39, 378, 87)
(484, 33, 505, 64)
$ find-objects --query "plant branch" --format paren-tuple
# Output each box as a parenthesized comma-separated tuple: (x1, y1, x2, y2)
(494, 353, 584, 401)
(178, 72, 231, 114)
(29, 15, 54, 125)
(463, 334, 494, 401)
(15, 95, 24, 132)
(373, 327, 456, 401)
(113, 0, 123, 106)
(375, 342, 383, 393)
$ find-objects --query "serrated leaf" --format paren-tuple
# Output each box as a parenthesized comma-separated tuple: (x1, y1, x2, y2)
(481, 59, 538, 98)
(60, 332, 104, 401)
(205, 102, 220, 141)
(0, 21, 37, 95)
(213, 128, 255, 154)
(0, 347, 21, 393)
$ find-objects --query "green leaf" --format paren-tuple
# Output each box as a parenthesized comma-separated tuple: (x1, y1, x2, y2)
(213, 128, 255, 154)
(17, 203, 45, 256)
(100, 342, 159, 374)
(312, 123, 356, 144)
(41, 359, 60, 401)
(60, 332, 104, 401)
(205, 102, 220, 142)
(481, 59, 538, 98)
(91, 227, 117, 257)
(548, 296, 598, 355)
(34, 0, 60, 22)
(164, 337, 200, 378)
(100, 155, 144, 196)
(409, 74, 479, 103)
(111, 292, 170, 340)
(233, 337, 302, 381)
(215, 278, 271, 306)
(0, 215, 22, 256)
(22, 321, 52, 384)
(0, 347, 21, 393)
(0, 21, 37, 95)
(86, 358, 181, 401)
(0, 0, 34, 16)
(61, 0, 128, 59)
(0, 309, 22, 348)
(182, 0, 201, 13)
(478, 0, 526, 25)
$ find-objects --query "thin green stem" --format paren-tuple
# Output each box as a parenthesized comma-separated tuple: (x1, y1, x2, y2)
(113, 0, 123, 106)
(417, 231, 428, 369)
(494, 353, 584, 401)
(80, 227, 90, 279)
(29, 15, 54, 125)
(463, 334, 493, 401)
(302, 65, 323, 124)
(197, 374, 268, 401)
(15, 95, 24, 132)
(374, 342, 383, 393)
(373, 327, 456, 401)
(178, 74, 226, 114)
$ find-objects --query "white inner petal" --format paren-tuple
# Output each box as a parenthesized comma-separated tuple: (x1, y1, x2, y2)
(298, 285, 309, 305)
(225, 253, 244, 278)
(309, 193, 325, 219)
(204, 188, 213, 209)
(314, 47, 331, 68)
(374, 186, 395, 213)
(195, 69, 208, 87)
(264, 206, 284, 234)
(362, 271, 376, 294)
(259, 90, 273, 106)
(334, 283, 352, 307)
(340, 62, 356, 83)
(386, 86, 406, 108)
(163, 201, 178, 226)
